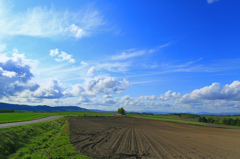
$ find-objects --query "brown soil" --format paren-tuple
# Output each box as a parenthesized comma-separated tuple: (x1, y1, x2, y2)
(69, 117, 240, 159)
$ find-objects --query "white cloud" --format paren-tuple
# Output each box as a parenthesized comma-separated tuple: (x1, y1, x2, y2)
(68, 84, 85, 97)
(0, 52, 39, 98)
(95, 62, 129, 72)
(69, 24, 86, 38)
(179, 81, 240, 104)
(103, 95, 112, 98)
(50, 49, 75, 63)
(159, 90, 181, 100)
(0, 1, 105, 39)
(84, 76, 130, 95)
(149, 42, 170, 54)
(50, 48, 59, 56)
(81, 61, 88, 66)
(207, 0, 219, 4)
(139, 91, 181, 101)
(87, 66, 96, 76)
(67, 76, 130, 97)
(33, 79, 65, 99)
(111, 49, 146, 60)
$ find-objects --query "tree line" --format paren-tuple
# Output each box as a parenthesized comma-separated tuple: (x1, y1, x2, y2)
(199, 116, 240, 126)
(0, 109, 15, 113)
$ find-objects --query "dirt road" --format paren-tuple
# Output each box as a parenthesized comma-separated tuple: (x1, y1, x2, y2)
(69, 117, 240, 159)
(0, 115, 63, 128)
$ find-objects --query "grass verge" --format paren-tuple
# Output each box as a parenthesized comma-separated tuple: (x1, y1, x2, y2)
(0, 116, 90, 159)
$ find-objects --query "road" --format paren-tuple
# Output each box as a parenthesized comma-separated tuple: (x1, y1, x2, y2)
(0, 115, 63, 128)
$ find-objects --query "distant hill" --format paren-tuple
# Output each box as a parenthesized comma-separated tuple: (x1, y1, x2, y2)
(0, 102, 89, 112)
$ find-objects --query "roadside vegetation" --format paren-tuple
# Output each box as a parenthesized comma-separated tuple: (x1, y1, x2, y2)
(0, 116, 90, 159)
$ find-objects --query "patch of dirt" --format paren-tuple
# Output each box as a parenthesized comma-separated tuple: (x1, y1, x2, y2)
(69, 117, 240, 159)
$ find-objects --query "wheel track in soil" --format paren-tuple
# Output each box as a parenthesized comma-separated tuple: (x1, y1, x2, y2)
(69, 117, 240, 159)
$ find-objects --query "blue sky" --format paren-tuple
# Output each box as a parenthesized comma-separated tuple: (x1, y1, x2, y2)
(0, 0, 240, 113)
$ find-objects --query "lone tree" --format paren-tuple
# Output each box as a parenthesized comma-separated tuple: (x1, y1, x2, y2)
(118, 107, 126, 115)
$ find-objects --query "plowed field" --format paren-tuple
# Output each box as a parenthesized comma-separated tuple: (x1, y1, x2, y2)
(69, 117, 240, 159)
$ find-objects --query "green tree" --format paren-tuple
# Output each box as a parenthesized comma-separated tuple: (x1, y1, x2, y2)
(117, 108, 126, 115)
(220, 118, 228, 125)
(227, 118, 233, 125)
(236, 118, 240, 126)
(199, 116, 207, 122)
(207, 116, 215, 123)
(231, 119, 237, 126)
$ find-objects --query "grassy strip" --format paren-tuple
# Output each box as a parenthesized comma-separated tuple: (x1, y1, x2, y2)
(0, 112, 115, 124)
(0, 117, 90, 159)
(0, 113, 54, 124)
(127, 114, 208, 126)
(10, 117, 90, 159)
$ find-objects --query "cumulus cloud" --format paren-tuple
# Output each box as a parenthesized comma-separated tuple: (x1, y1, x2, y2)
(159, 90, 181, 100)
(50, 48, 59, 56)
(139, 91, 181, 101)
(0, 1, 105, 39)
(68, 84, 85, 97)
(67, 76, 130, 98)
(84, 76, 130, 95)
(33, 79, 65, 99)
(0, 52, 39, 98)
(207, 0, 219, 4)
(179, 81, 240, 104)
(50, 49, 75, 63)
(69, 24, 86, 38)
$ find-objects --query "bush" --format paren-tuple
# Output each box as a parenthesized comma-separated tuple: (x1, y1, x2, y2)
(117, 108, 126, 115)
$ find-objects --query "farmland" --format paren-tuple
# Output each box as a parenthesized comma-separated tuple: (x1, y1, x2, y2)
(69, 116, 240, 159)
(127, 114, 208, 126)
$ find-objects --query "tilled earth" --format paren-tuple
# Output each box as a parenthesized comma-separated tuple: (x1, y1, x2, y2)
(69, 117, 240, 159)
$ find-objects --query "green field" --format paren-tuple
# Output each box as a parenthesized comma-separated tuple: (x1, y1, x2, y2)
(127, 114, 208, 126)
(0, 112, 115, 124)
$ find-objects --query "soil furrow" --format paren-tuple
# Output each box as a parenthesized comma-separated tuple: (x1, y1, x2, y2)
(69, 117, 240, 159)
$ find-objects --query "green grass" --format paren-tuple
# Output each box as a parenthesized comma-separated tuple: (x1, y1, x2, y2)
(0, 112, 54, 124)
(0, 116, 90, 159)
(127, 114, 208, 126)
(0, 112, 115, 124)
